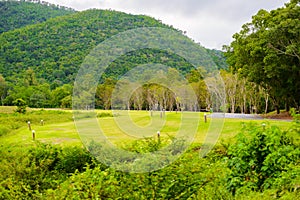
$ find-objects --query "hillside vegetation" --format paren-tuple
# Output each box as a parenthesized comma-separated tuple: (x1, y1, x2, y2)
(0, 0, 75, 33)
(0, 9, 186, 84)
(0, 1, 226, 85)
(0, 1, 228, 109)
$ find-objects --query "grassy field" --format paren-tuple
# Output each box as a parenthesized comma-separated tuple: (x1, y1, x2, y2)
(0, 107, 294, 147)
(1, 107, 299, 199)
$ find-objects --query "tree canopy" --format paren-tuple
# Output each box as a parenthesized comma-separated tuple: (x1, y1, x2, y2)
(224, 0, 300, 112)
(0, 0, 75, 33)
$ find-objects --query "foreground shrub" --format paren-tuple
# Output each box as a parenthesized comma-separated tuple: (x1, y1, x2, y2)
(86, 136, 190, 172)
(226, 123, 300, 195)
(0, 143, 95, 199)
(45, 147, 227, 199)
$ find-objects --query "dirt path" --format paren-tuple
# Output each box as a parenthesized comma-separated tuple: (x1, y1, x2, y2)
(209, 113, 292, 121)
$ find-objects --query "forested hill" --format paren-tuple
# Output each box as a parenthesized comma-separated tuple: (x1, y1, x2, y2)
(206, 49, 227, 70)
(0, 0, 75, 33)
(0, 9, 170, 84)
(0, 1, 227, 86)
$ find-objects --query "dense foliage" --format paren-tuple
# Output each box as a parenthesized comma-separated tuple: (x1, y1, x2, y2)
(224, 0, 300, 113)
(0, 0, 75, 33)
(0, 1, 227, 110)
(0, 0, 227, 85)
(0, 143, 96, 199)
(0, 119, 299, 199)
(0, 5, 194, 84)
(206, 48, 228, 70)
(226, 124, 300, 195)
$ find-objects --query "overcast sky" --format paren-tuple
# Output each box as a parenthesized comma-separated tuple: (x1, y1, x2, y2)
(46, 0, 290, 49)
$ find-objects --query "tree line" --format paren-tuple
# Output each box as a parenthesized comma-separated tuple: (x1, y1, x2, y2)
(0, 66, 286, 114)
(224, 0, 300, 113)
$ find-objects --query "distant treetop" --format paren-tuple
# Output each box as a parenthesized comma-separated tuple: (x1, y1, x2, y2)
(0, 0, 75, 33)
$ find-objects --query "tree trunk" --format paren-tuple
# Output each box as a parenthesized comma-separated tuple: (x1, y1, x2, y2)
(276, 105, 280, 114)
(1, 96, 3, 106)
(265, 95, 269, 114)
(243, 94, 247, 114)
(285, 101, 290, 112)
(231, 103, 235, 113)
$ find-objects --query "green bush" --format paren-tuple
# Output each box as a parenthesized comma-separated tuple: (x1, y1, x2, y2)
(55, 146, 96, 173)
(226, 124, 300, 195)
(290, 108, 300, 140)
(45, 146, 225, 199)
(86, 136, 190, 173)
(27, 143, 96, 174)
(0, 143, 96, 199)
(96, 112, 113, 118)
(13, 98, 27, 114)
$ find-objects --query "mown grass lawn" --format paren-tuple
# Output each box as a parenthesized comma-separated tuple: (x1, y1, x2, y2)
(0, 108, 293, 147)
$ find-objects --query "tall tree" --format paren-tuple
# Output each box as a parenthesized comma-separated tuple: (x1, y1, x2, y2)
(96, 78, 116, 110)
(221, 70, 238, 113)
(0, 74, 7, 105)
(224, 0, 300, 113)
(24, 68, 38, 86)
(51, 84, 72, 108)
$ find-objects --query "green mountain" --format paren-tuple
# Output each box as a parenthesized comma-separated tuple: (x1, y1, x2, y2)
(0, 1, 227, 86)
(206, 49, 228, 70)
(0, 0, 75, 33)
(0, 10, 169, 84)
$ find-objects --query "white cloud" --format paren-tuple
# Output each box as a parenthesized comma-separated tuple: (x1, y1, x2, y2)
(45, 0, 290, 49)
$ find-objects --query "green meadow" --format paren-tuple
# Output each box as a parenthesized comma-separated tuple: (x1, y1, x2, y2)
(0, 107, 293, 147)
(0, 107, 299, 199)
